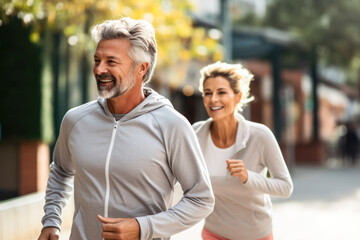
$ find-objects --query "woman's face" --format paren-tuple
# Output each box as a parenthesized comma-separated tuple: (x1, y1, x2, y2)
(203, 76, 241, 121)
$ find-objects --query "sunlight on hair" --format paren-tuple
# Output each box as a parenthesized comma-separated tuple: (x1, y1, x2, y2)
(183, 85, 195, 97)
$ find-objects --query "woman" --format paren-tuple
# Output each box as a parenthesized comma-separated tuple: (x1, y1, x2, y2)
(193, 62, 293, 240)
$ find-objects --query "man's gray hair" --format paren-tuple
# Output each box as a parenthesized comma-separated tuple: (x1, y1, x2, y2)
(91, 17, 157, 85)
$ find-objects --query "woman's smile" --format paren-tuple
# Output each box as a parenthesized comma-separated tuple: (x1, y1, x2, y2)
(210, 106, 224, 111)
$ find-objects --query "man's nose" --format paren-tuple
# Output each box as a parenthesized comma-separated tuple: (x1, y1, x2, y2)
(94, 61, 107, 75)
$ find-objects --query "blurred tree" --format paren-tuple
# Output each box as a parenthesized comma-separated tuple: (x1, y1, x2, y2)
(0, 0, 222, 142)
(263, 0, 360, 85)
(1, 0, 221, 69)
(0, 15, 43, 141)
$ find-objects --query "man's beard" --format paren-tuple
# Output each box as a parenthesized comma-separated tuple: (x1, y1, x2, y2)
(96, 71, 136, 99)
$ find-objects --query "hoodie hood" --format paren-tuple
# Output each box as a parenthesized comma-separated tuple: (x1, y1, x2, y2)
(97, 87, 173, 121)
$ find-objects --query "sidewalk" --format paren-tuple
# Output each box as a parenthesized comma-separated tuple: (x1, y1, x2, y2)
(272, 160, 360, 240)
(60, 159, 360, 240)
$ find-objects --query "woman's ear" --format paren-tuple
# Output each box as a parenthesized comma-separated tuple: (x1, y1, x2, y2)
(235, 92, 242, 104)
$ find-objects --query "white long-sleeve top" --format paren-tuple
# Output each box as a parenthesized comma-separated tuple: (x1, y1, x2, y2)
(193, 113, 293, 240)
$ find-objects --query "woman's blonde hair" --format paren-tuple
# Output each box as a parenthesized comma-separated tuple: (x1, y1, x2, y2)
(199, 61, 254, 111)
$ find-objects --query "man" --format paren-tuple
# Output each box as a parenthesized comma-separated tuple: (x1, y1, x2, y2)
(38, 17, 214, 240)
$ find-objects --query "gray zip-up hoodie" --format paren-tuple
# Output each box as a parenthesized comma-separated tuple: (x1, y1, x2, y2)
(42, 88, 214, 240)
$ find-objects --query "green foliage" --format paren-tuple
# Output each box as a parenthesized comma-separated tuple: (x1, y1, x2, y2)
(0, 15, 44, 141)
(1, 0, 221, 67)
(237, 12, 264, 27)
(264, 0, 360, 84)
(0, 0, 222, 142)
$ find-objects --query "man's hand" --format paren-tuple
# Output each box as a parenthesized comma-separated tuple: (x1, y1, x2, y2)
(97, 215, 140, 240)
(37, 227, 60, 240)
(226, 159, 248, 183)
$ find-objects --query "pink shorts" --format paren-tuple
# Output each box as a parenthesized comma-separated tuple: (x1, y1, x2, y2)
(202, 228, 273, 240)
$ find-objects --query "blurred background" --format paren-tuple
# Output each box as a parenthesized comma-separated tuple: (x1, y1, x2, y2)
(1, 0, 360, 239)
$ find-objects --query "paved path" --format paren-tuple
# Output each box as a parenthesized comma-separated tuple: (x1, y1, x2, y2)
(60, 160, 360, 240)
(272, 161, 360, 240)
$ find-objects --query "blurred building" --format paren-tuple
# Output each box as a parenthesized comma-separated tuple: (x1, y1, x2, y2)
(168, 1, 360, 168)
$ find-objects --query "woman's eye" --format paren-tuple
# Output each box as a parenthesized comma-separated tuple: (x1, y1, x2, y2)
(204, 92, 212, 96)
(219, 91, 226, 94)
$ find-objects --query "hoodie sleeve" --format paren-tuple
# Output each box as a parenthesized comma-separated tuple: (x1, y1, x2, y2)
(244, 124, 293, 198)
(136, 110, 215, 239)
(41, 113, 75, 230)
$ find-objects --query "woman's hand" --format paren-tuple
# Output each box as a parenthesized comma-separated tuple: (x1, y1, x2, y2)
(226, 159, 248, 183)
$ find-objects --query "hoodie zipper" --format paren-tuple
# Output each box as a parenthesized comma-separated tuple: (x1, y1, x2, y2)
(104, 120, 118, 217)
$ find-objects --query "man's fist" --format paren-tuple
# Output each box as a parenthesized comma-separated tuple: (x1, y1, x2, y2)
(97, 215, 140, 240)
(37, 227, 60, 240)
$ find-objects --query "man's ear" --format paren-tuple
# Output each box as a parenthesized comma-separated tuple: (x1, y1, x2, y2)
(138, 62, 150, 78)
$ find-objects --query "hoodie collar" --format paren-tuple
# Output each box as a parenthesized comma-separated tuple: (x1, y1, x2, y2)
(97, 87, 173, 121)
(195, 113, 250, 151)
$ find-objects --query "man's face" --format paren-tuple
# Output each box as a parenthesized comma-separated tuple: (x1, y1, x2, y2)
(93, 38, 136, 99)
